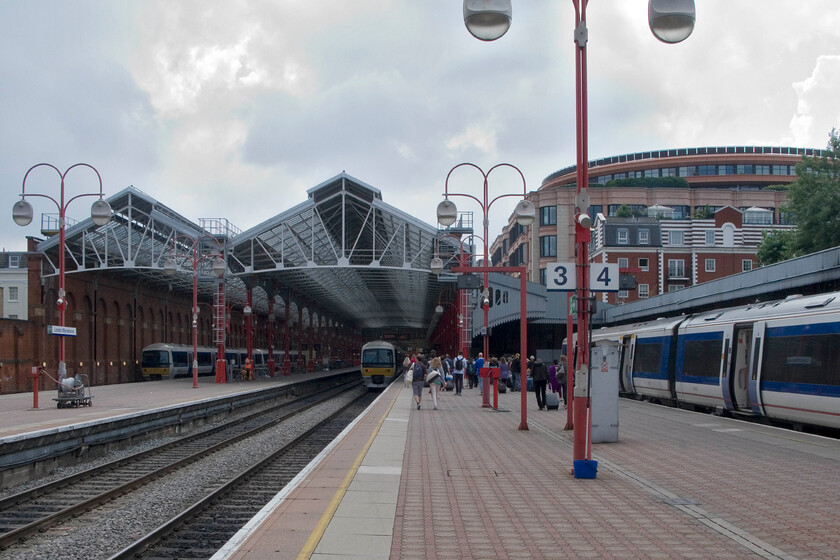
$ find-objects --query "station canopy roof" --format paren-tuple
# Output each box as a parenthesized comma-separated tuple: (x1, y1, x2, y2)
(34, 173, 458, 332)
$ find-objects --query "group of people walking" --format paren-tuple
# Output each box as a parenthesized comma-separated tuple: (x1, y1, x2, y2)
(403, 350, 569, 412)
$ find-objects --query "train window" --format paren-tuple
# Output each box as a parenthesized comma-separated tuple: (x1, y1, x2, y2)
(362, 349, 393, 365)
(141, 350, 169, 367)
(680, 338, 722, 378)
(763, 330, 840, 386)
(172, 352, 190, 367)
(633, 341, 663, 373)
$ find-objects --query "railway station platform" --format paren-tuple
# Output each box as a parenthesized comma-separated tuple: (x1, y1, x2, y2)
(0, 370, 343, 440)
(215, 380, 840, 560)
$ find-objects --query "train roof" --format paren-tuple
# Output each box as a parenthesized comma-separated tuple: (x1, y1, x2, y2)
(681, 290, 840, 329)
(361, 340, 396, 350)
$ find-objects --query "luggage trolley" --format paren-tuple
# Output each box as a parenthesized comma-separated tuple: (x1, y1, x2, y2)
(54, 373, 93, 408)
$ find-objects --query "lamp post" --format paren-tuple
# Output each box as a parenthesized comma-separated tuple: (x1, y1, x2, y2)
(12, 163, 112, 380)
(436, 162, 534, 425)
(431, 232, 476, 360)
(462, 0, 694, 473)
(165, 234, 226, 388)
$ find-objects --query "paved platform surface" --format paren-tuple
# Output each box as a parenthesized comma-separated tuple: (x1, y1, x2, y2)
(215, 380, 840, 560)
(0, 371, 341, 440)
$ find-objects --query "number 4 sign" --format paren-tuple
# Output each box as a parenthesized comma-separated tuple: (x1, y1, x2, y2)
(546, 262, 619, 292)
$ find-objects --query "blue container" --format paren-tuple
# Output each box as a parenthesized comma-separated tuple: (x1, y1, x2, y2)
(573, 459, 598, 479)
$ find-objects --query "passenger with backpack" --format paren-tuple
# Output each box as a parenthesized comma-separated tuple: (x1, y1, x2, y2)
(452, 351, 466, 395)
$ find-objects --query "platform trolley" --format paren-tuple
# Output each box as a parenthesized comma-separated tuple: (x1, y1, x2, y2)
(54, 373, 93, 408)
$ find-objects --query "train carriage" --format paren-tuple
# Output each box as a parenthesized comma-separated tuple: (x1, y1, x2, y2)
(591, 291, 840, 431)
(360, 341, 397, 389)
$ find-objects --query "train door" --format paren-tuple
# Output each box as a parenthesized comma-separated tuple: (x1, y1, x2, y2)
(725, 324, 752, 412)
(747, 322, 766, 416)
(618, 335, 634, 394)
(624, 334, 637, 395)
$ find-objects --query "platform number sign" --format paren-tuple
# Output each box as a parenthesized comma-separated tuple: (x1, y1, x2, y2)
(546, 262, 619, 292)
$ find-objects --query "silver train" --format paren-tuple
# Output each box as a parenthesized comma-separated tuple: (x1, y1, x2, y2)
(140, 343, 293, 380)
(590, 291, 840, 431)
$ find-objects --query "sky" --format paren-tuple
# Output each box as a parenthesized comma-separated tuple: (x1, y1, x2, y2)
(1, 0, 839, 252)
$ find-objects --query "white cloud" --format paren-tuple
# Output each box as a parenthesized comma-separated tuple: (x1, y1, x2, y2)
(791, 55, 840, 147)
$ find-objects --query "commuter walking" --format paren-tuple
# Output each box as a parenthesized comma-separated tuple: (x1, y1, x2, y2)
(427, 357, 445, 410)
(411, 355, 427, 410)
(549, 359, 560, 393)
(499, 356, 510, 390)
(510, 353, 521, 391)
(474, 352, 485, 392)
(557, 355, 568, 407)
(531, 356, 548, 410)
(452, 351, 466, 395)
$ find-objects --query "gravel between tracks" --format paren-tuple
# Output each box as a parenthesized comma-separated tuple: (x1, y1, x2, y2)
(2, 388, 363, 560)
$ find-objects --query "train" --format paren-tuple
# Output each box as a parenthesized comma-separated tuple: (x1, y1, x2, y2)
(589, 290, 840, 431)
(360, 341, 399, 389)
(140, 343, 299, 380)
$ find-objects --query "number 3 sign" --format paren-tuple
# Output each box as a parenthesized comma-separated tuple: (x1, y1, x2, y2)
(546, 262, 619, 292)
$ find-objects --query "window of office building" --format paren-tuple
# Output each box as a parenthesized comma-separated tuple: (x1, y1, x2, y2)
(639, 284, 650, 298)
(643, 169, 659, 178)
(618, 289, 629, 299)
(755, 164, 770, 175)
(617, 228, 629, 245)
(8, 286, 19, 302)
(737, 164, 754, 174)
(743, 259, 753, 272)
(705, 230, 715, 245)
(667, 230, 685, 246)
(540, 235, 557, 257)
(718, 165, 736, 175)
(668, 285, 685, 293)
(668, 259, 685, 278)
(540, 268, 546, 286)
(705, 259, 716, 272)
(9, 255, 20, 268)
(697, 165, 716, 176)
(539, 205, 557, 226)
(639, 229, 650, 245)
(639, 258, 649, 271)
(618, 258, 629, 269)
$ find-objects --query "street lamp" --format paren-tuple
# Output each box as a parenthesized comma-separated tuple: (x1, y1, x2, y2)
(12, 163, 111, 380)
(464, 0, 694, 474)
(436, 162, 534, 423)
(165, 234, 226, 388)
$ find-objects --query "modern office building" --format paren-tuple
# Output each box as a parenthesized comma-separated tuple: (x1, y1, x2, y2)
(491, 146, 820, 300)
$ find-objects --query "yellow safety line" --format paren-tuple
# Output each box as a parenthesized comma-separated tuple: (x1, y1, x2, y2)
(296, 386, 402, 560)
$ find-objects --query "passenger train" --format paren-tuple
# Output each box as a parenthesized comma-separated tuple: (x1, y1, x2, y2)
(590, 291, 840, 431)
(360, 341, 399, 389)
(140, 343, 297, 380)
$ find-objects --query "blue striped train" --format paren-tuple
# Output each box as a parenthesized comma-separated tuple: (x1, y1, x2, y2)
(590, 291, 840, 431)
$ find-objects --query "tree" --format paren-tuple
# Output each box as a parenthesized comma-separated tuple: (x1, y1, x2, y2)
(615, 204, 632, 218)
(693, 205, 712, 219)
(757, 229, 794, 266)
(757, 129, 840, 264)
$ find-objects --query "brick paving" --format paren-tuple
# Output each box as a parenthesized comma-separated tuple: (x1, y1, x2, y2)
(391, 386, 840, 559)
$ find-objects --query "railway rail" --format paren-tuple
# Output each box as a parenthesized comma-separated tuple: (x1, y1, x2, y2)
(0, 381, 366, 556)
(110, 391, 376, 559)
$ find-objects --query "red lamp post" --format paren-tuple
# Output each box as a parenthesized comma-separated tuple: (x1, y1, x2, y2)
(462, 0, 695, 473)
(13, 163, 112, 381)
(436, 162, 535, 428)
(165, 234, 226, 388)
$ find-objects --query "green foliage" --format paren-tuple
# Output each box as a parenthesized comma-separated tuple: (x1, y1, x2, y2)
(693, 205, 712, 219)
(604, 176, 690, 189)
(783, 129, 840, 257)
(757, 230, 794, 266)
(615, 204, 633, 218)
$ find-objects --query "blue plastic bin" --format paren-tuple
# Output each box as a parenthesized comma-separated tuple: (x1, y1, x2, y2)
(573, 459, 598, 479)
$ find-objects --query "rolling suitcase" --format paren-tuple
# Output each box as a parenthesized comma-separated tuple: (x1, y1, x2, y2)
(498, 379, 507, 393)
(545, 391, 560, 410)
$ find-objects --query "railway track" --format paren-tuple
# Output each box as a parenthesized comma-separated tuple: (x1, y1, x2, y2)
(0, 381, 364, 553)
(109, 391, 376, 559)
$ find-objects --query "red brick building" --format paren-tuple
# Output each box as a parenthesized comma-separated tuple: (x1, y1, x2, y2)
(589, 205, 792, 304)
